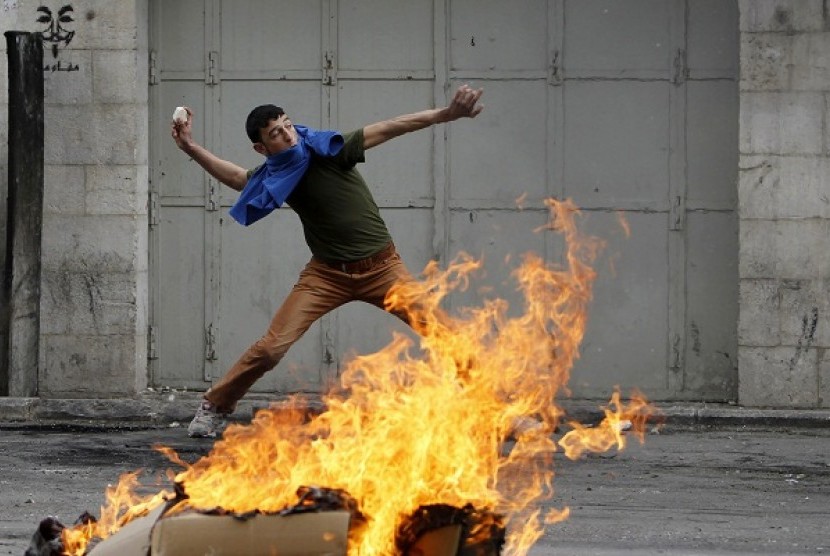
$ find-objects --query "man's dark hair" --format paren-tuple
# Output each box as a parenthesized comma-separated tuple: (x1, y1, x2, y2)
(245, 104, 285, 143)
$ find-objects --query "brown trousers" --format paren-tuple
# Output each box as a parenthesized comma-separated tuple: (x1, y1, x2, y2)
(205, 245, 413, 413)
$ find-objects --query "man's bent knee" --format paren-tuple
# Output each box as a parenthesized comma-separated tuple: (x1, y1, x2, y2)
(248, 337, 288, 369)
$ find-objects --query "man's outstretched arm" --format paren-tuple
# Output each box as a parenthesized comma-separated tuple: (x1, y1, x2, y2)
(171, 107, 249, 192)
(362, 84, 484, 150)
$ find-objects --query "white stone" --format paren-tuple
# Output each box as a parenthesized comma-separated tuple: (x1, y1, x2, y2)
(173, 106, 188, 124)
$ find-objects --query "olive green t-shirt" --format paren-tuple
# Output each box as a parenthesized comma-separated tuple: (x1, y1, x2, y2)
(248, 129, 392, 262)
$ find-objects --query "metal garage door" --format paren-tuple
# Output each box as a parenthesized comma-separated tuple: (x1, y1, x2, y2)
(148, 0, 738, 401)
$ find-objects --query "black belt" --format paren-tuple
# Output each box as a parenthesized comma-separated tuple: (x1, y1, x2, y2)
(320, 242, 396, 274)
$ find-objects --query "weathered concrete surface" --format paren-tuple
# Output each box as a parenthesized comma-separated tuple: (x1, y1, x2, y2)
(737, 0, 830, 408)
(0, 421, 828, 555)
(0, 0, 151, 401)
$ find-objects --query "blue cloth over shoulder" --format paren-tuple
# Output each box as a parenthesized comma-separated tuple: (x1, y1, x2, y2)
(229, 125, 344, 226)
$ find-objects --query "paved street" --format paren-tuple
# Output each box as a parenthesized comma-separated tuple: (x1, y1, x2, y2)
(1, 422, 828, 555)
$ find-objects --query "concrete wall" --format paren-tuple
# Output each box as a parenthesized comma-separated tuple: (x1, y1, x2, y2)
(738, 0, 830, 407)
(0, 0, 149, 397)
(0, 0, 828, 409)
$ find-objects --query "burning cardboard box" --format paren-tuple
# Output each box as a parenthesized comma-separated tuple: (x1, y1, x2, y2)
(84, 486, 355, 556)
(34, 485, 502, 555)
(87, 506, 498, 556)
(87, 507, 351, 556)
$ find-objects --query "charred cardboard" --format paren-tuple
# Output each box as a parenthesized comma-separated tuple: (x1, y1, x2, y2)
(150, 510, 350, 555)
(88, 504, 166, 556)
(88, 507, 350, 556)
(405, 524, 462, 556)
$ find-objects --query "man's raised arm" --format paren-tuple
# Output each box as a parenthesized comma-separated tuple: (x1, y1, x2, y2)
(171, 107, 249, 192)
(362, 84, 484, 150)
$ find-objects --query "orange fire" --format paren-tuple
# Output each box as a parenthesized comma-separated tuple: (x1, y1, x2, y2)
(62, 198, 654, 555)
(60, 471, 171, 550)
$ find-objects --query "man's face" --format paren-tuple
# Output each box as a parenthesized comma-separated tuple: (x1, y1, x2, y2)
(256, 115, 298, 156)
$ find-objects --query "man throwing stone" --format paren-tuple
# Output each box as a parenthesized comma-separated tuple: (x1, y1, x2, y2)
(171, 84, 484, 437)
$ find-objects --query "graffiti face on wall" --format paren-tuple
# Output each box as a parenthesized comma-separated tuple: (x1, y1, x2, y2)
(36, 4, 78, 71)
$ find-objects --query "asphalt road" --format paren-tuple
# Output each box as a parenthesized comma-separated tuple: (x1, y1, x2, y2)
(1, 423, 828, 555)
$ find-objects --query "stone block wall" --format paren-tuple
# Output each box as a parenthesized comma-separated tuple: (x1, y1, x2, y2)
(0, 0, 827, 409)
(0, 0, 149, 397)
(738, 0, 830, 407)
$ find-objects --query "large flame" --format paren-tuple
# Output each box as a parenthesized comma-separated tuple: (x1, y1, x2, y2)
(62, 198, 654, 555)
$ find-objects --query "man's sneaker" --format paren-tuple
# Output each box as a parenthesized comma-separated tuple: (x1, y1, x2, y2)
(187, 400, 227, 438)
